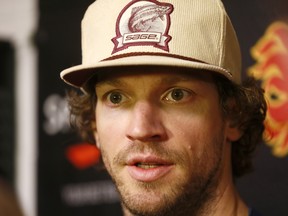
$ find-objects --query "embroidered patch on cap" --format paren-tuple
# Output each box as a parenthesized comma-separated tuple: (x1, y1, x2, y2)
(112, 0, 174, 54)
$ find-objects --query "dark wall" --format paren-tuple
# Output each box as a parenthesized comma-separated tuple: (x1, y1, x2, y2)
(223, 1, 288, 215)
(0, 41, 15, 185)
(37, 0, 121, 215)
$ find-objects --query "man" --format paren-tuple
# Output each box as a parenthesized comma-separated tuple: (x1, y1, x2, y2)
(60, 0, 266, 215)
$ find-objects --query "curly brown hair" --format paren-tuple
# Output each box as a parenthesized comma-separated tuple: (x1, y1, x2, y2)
(213, 75, 267, 177)
(66, 69, 267, 178)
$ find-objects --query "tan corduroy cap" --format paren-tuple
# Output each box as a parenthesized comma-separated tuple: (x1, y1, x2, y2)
(60, 0, 242, 89)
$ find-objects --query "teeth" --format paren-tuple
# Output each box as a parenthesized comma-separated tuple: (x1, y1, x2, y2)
(136, 163, 160, 169)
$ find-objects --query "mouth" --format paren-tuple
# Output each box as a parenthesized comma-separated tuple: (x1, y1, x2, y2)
(126, 156, 174, 182)
(135, 162, 165, 169)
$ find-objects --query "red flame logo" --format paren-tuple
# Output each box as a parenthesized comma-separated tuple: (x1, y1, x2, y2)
(249, 21, 288, 157)
(66, 143, 101, 169)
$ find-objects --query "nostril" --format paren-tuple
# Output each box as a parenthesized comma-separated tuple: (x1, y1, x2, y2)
(150, 134, 163, 141)
(126, 129, 167, 142)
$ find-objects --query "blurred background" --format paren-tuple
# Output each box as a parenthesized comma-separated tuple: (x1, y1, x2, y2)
(0, 0, 287, 215)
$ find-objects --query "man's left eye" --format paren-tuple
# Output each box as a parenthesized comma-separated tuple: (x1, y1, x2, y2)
(163, 88, 192, 102)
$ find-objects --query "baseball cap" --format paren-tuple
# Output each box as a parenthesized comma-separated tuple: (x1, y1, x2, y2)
(60, 0, 242, 90)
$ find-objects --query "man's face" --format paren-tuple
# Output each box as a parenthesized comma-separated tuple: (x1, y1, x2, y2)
(94, 68, 238, 216)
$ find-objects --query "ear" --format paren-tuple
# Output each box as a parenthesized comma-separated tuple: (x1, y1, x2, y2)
(226, 121, 243, 142)
(224, 98, 243, 142)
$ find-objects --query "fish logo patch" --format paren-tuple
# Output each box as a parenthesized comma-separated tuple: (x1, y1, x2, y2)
(112, 0, 174, 54)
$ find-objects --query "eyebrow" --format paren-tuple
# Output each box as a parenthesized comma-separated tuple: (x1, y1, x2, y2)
(95, 70, 212, 89)
(160, 76, 192, 85)
(95, 75, 193, 89)
(95, 78, 129, 88)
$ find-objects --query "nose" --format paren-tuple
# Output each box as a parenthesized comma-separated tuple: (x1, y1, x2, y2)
(126, 101, 167, 142)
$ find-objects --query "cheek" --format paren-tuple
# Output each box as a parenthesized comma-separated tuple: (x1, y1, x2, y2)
(173, 117, 225, 174)
(168, 107, 224, 154)
(95, 106, 128, 153)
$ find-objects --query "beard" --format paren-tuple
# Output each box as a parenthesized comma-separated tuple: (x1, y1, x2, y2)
(100, 133, 224, 216)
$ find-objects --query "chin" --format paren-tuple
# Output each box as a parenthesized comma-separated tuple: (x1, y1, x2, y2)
(118, 180, 186, 216)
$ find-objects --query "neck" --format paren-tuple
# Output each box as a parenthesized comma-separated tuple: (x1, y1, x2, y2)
(204, 141, 248, 216)
(208, 181, 248, 216)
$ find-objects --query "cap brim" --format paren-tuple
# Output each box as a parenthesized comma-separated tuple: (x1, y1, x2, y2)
(60, 54, 232, 89)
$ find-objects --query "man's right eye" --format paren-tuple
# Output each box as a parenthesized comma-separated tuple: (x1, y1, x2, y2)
(105, 91, 128, 106)
(109, 92, 123, 104)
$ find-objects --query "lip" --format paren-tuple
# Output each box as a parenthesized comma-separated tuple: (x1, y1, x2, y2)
(126, 155, 174, 182)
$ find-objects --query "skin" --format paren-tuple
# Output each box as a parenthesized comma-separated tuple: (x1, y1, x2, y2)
(93, 68, 248, 216)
